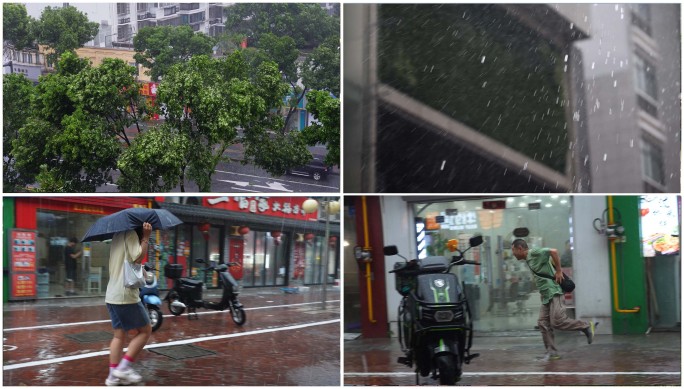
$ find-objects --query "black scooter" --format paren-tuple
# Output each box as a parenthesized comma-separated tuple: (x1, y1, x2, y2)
(385, 235, 483, 385)
(163, 259, 246, 325)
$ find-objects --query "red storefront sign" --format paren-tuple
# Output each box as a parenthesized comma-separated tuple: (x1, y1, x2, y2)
(12, 273, 37, 298)
(203, 197, 319, 220)
(14, 197, 150, 230)
(9, 229, 38, 300)
(10, 230, 37, 273)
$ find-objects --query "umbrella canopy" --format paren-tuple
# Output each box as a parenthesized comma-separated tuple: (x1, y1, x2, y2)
(81, 208, 183, 242)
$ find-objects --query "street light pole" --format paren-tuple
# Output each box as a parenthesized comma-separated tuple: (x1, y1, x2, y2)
(321, 198, 331, 310)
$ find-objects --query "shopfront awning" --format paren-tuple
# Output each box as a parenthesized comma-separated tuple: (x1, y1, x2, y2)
(159, 202, 340, 235)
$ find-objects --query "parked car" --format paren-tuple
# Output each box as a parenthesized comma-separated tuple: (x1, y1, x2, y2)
(286, 158, 330, 181)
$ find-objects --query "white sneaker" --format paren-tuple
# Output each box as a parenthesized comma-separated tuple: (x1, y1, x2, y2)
(113, 367, 142, 384)
(105, 376, 123, 386)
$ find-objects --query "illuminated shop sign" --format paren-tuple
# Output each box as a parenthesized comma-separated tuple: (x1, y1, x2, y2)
(441, 211, 479, 231)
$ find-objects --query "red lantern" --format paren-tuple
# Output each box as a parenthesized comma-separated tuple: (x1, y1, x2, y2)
(271, 231, 282, 238)
(197, 223, 211, 233)
(239, 226, 250, 235)
(329, 236, 338, 246)
(304, 233, 315, 241)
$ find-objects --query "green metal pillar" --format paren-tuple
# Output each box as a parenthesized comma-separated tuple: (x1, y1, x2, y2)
(608, 196, 649, 334)
(4, 197, 16, 303)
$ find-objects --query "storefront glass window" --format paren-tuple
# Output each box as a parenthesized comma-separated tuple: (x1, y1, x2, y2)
(254, 232, 266, 286)
(242, 231, 255, 287)
(275, 234, 288, 286)
(412, 196, 573, 332)
(36, 210, 109, 297)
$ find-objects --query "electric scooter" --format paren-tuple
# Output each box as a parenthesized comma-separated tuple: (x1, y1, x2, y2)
(385, 235, 483, 385)
(163, 259, 246, 325)
(140, 264, 163, 332)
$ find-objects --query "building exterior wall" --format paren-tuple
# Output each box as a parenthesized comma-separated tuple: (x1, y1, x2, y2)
(575, 4, 680, 193)
(74, 46, 152, 82)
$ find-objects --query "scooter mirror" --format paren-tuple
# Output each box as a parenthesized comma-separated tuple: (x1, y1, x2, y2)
(195, 258, 206, 264)
(383, 245, 399, 256)
(469, 235, 484, 247)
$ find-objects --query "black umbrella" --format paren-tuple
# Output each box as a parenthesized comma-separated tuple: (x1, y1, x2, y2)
(81, 208, 183, 242)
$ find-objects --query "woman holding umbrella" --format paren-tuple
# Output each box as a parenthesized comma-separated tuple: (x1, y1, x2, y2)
(81, 207, 183, 386)
(105, 222, 152, 386)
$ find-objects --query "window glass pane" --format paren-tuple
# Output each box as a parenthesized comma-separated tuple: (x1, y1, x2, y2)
(254, 232, 265, 286)
(634, 53, 658, 100)
(242, 231, 255, 287)
(642, 138, 665, 184)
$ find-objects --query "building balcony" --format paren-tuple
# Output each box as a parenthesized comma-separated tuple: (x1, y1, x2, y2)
(118, 17, 131, 24)
(138, 12, 155, 21)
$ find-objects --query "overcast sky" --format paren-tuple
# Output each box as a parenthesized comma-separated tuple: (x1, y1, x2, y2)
(24, 3, 113, 24)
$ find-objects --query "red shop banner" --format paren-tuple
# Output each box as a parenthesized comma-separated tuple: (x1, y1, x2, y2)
(12, 273, 37, 299)
(10, 229, 37, 273)
(203, 197, 319, 220)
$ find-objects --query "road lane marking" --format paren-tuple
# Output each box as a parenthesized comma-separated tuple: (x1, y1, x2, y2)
(345, 372, 681, 377)
(3, 319, 339, 371)
(2, 300, 340, 332)
(215, 170, 338, 190)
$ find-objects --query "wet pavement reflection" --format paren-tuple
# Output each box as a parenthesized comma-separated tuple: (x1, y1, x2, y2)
(344, 331, 681, 385)
(4, 287, 340, 386)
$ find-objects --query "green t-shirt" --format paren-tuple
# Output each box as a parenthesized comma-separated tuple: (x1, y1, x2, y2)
(527, 247, 563, 304)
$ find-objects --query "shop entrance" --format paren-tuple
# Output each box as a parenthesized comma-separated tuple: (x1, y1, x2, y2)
(242, 231, 289, 287)
(413, 196, 573, 332)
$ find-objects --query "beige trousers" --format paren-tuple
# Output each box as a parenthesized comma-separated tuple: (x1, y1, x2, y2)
(538, 294, 589, 353)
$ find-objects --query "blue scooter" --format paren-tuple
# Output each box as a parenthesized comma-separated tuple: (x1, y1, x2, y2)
(141, 264, 163, 332)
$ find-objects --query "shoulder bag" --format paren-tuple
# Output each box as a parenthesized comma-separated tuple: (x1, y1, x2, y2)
(123, 238, 146, 289)
(527, 263, 575, 293)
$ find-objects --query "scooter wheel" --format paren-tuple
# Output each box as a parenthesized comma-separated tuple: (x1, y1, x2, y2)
(436, 354, 459, 385)
(149, 307, 163, 332)
(167, 292, 185, 316)
(231, 307, 246, 325)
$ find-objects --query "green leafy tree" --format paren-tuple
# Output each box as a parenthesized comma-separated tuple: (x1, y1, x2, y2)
(117, 124, 189, 192)
(301, 90, 340, 167)
(224, 3, 338, 50)
(150, 52, 303, 190)
(34, 6, 98, 64)
(3, 3, 35, 52)
(69, 57, 151, 145)
(10, 53, 142, 192)
(133, 25, 215, 81)
(3, 73, 35, 191)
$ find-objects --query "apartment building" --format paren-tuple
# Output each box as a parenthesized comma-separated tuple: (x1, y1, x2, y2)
(344, 4, 681, 193)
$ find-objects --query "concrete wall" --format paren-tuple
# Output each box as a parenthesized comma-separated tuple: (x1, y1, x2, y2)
(380, 196, 413, 326)
(572, 196, 613, 333)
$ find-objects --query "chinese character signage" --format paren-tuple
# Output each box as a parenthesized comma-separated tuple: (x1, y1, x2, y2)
(12, 273, 37, 298)
(9, 229, 38, 300)
(204, 197, 318, 220)
(11, 230, 37, 272)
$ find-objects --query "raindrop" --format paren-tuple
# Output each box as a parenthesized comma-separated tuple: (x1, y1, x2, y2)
(594, 98, 600, 110)
(430, 65, 434, 72)
(564, 54, 568, 62)
(630, 139, 634, 148)
(563, 64, 568, 72)
(613, 80, 617, 87)
(573, 111, 580, 121)
(481, 56, 486, 64)
(614, 4, 619, 11)
(591, 62, 595, 69)
(603, 153, 607, 162)
(584, 156, 589, 166)
(482, 81, 488, 88)
(440, 160, 446, 171)
(523, 162, 528, 171)
(570, 23, 574, 30)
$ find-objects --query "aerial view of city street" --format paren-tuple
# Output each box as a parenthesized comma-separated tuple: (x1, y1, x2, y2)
(3, 3, 340, 193)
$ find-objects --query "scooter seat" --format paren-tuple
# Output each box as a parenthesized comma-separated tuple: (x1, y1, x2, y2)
(180, 278, 203, 288)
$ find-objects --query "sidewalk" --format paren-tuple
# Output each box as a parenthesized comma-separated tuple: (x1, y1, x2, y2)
(344, 331, 681, 385)
(4, 286, 340, 386)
